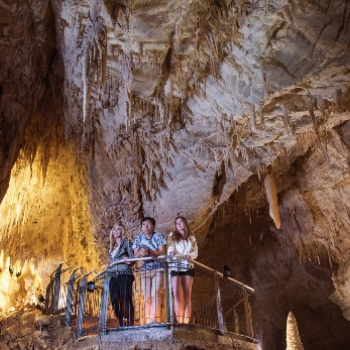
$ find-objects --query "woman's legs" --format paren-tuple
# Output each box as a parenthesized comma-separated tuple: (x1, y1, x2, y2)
(109, 276, 123, 325)
(119, 274, 135, 326)
(171, 275, 184, 323)
(183, 275, 194, 324)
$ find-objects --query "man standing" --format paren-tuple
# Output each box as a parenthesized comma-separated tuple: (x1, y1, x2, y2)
(133, 217, 167, 324)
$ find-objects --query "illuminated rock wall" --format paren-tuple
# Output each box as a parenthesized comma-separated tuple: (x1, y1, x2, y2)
(0, 146, 99, 313)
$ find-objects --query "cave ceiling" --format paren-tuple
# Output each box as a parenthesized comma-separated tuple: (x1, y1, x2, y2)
(1, 0, 350, 348)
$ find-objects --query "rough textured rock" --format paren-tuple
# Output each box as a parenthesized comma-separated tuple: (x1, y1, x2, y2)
(0, 312, 258, 350)
(286, 312, 304, 350)
(1, 0, 350, 349)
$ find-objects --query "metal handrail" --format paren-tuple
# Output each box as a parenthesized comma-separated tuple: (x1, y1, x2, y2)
(97, 255, 165, 277)
(47, 255, 254, 299)
(49, 261, 74, 277)
(104, 255, 254, 292)
(63, 267, 84, 286)
(81, 269, 99, 279)
(191, 260, 254, 292)
(64, 267, 84, 327)
(47, 255, 256, 339)
(75, 269, 100, 336)
(45, 263, 84, 315)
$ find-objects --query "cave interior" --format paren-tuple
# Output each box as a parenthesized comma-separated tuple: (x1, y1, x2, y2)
(1, 0, 350, 349)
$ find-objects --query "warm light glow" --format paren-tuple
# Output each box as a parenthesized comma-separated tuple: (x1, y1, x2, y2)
(0, 146, 98, 268)
(0, 255, 46, 314)
(5, 256, 10, 268)
(0, 255, 20, 314)
(0, 250, 3, 270)
(0, 155, 42, 240)
(0, 146, 100, 314)
(15, 204, 21, 225)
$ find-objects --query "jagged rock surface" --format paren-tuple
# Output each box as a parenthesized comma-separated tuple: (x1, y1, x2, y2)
(286, 312, 304, 350)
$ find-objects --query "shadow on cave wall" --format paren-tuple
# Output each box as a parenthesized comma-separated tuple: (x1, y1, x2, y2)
(198, 180, 350, 350)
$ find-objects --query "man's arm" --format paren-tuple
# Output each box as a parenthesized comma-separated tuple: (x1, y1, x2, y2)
(134, 247, 146, 258)
(149, 244, 166, 257)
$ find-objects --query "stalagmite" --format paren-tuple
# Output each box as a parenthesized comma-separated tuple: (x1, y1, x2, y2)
(286, 311, 304, 350)
(264, 166, 281, 229)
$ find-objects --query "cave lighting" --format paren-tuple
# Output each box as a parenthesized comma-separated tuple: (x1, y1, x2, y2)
(0, 151, 49, 314)
(15, 204, 21, 225)
(0, 249, 3, 270)
(0, 156, 41, 240)
(0, 255, 44, 314)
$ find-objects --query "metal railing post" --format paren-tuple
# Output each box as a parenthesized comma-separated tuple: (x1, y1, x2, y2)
(65, 269, 79, 327)
(243, 289, 253, 338)
(99, 272, 110, 335)
(214, 273, 225, 334)
(43, 256, 257, 340)
(45, 279, 53, 315)
(76, 276, 87, 337)
(53, 264, 62, 315)
(164, 257, 173, 329)
(234, 308, 239, 334)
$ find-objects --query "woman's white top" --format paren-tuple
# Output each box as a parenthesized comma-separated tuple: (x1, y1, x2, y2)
(167, 232, 198, 271)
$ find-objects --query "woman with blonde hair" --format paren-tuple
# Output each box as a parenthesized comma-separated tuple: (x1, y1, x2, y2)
(167, 216, 198, 324)
(107, 223, 134, 326)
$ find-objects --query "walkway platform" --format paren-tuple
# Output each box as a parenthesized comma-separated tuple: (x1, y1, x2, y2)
(75, 324, 259, 350)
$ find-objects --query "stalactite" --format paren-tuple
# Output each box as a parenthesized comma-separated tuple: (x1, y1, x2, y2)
(264, 166, 281, 229)
(306, 96, 322, 147)
(282, 109, 295, 136)
(250, 104, 255, 130)
(254, 102, 262, 125)
(82, 56, 88, 123)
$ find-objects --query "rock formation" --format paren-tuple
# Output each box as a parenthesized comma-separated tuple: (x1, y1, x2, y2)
(286, 311, 304, 350)
(1, 0, 350, 349)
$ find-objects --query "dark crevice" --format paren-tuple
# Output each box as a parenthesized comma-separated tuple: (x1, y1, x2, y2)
(212, 161, 226, 198)
(335, 0, 350, 42)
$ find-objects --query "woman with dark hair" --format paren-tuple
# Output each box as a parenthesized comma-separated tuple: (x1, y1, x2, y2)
(167, 216, 198, 324)
(107, 223, 134, 326)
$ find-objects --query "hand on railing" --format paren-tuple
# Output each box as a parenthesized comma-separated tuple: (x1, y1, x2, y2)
(123, 257, 133, 265)
(139, 247, 149, 257)
(101, 256, 158, 276)
(105, 259, 129, 268)
(169, 253, 192, 261)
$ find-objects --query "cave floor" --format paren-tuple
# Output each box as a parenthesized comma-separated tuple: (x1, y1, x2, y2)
(82, 323, 259, 350)
(0, 309, 259, 350)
